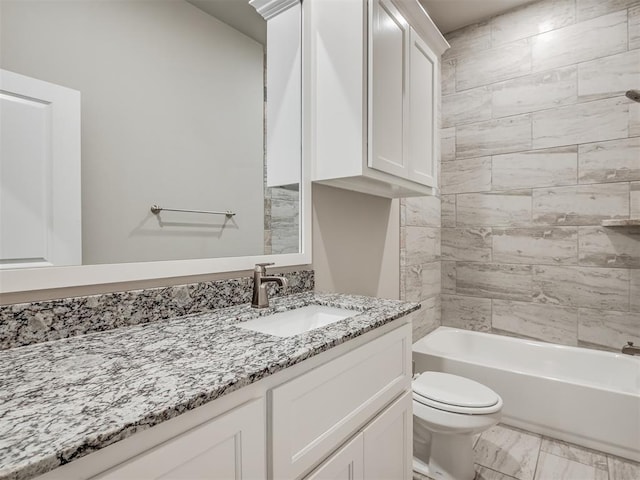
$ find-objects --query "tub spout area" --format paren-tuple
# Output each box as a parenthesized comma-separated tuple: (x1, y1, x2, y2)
(621, 341, 640, 356)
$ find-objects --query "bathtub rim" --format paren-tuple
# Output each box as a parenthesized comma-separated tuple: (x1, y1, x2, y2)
(413, 326, 640, 397)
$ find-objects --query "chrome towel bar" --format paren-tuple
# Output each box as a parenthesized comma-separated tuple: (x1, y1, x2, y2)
(150, 205, 235, 218)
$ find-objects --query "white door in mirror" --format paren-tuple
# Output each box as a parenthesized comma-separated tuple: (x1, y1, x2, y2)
(238, 305, 356, 337)
(0, 69, 81, 269)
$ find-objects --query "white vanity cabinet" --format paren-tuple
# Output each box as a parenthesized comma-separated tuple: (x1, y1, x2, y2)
(309, 0, 448, 198)
(303, 391, 413, 480)
(305, 432, 364, 480)
(93, 399, 265, 480)
(271, 323, 411, 478)
(34, 322, 412, 480)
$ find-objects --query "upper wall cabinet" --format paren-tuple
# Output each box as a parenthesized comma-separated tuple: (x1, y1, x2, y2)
(310, 0, 449, 198)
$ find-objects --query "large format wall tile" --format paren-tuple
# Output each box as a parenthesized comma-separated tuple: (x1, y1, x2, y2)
(441, 59, 456, 95)
(532, 97, 628, 149)
(533, 183, 630, 225)
(402, 227, 440, 266)
(441, 294, 492, 331)
(492, 146, 577, 190)
(411, 297, 441, 342)
(492, 300, 578, 345)
(441, 261, 456, 294)
(441, 157, 491, 194)
(441, 195, 456, 227)
(632, 182, 640, 217)
(578, 50, 640, 102)
(577, 0, 640, 21)
(458, 191, 532, 227)
(608, 455, 640, 480)
(443, 22, 492, 61)
(492, 227, 578, 265)
(630, 4, 640, 50)
(631, 269, 640, 312)
(441, 127, 456, 162)
(403, 196, 441, 227)
(578, 226, 640, 268)
(457, 262, 532, 301)
(457, 115, 532, 159)
(442, 87, 491, 128)
(491, 66, 577, 118)
(491, 0, 576, 46)
(442, 227, 492, 262)
(456, 39, 532, 91)
(629, 102, 640, 137)
(439, 0, 640, 353)
(578, 137, 640, 184)
(533, 265, 630, 311)
(531, 11, 627, 72)
(404, 262, 441, 302)
(578, 308, 640, 349)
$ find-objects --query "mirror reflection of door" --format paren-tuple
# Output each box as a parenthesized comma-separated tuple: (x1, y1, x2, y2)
(0, 69, 81, 269)
(0, 0, 302, 268)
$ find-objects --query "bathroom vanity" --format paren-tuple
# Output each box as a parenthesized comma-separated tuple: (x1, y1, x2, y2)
(0, 293, 418, 480)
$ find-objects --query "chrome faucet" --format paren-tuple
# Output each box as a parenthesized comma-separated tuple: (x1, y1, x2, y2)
(622, 341, 640, 356)
(251, 263, 288, 308)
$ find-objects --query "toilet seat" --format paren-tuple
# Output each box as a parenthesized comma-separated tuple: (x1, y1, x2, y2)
(412, 372, 503, 415)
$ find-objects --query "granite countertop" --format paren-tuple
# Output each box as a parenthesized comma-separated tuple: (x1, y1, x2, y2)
(0, 292, 418, 480)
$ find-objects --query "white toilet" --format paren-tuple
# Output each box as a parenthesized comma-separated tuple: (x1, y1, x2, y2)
(412, 371, 503, 480)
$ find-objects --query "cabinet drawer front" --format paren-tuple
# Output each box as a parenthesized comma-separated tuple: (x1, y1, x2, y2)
(93, 398, 265, 480)
(271, 324, 411, 479)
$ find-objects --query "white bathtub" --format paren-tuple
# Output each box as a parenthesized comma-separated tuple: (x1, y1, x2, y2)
(413, 327, 640, 462)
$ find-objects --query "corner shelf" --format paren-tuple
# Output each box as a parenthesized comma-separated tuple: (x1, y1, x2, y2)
(601, 219, 640, 227)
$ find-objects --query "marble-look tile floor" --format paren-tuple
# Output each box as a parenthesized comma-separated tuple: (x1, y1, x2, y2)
(414, 424, 640, 480)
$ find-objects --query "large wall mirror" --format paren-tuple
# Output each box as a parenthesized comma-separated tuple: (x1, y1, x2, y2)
(0, 0, 310, 293)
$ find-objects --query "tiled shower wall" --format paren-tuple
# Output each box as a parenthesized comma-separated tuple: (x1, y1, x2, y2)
(400, 195, 442, 342)
(439, 0, 640, 350)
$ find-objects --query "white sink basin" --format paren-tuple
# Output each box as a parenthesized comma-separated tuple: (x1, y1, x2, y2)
(238, 305, 356, 338)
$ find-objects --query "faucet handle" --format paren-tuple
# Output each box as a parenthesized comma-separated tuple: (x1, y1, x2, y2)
(255, 262, 275, 273)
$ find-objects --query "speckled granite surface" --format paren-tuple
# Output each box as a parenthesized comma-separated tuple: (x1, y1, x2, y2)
(0, 270, 313, 350)
(0, 292, 418, 480)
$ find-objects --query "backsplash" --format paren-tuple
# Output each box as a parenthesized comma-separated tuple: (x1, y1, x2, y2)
(439, 0, 639, 351)
(0, 270, 314, 350)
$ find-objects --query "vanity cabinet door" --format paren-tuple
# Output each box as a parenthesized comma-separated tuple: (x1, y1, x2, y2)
(304, 434, 364, 480)
(304, 390, 412, 480)
(270, 324, 411, 479)
(93, 399, 265, 480)
(363, 391, 413, 479)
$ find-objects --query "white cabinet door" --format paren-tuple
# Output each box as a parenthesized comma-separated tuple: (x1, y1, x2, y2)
(369, 0, 409, 179)
(363, 391, 413, 480)
(407, 29, 438, 187)
(304, 434, 364, 480)
(94, 399, 265, 480)
(271, 324, 411, 479)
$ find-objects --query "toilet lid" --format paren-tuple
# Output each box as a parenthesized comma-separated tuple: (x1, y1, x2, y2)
(413, 372, 499, 408)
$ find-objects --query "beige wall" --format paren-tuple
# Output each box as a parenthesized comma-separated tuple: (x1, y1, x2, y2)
(312, 184, 400, 300)
(1, 0, 265, 265)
